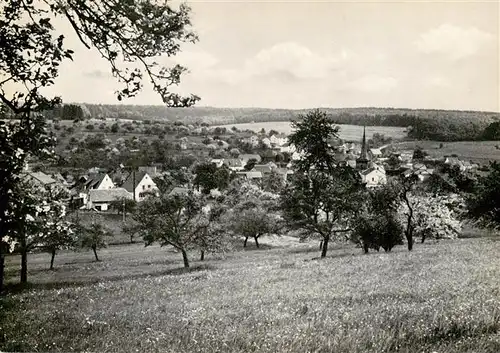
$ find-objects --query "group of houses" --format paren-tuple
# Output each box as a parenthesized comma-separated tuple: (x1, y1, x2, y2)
(22, 166, 160, 212)
(23, 128, 481, 212)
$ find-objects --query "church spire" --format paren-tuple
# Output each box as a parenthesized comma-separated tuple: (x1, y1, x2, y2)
(360, 125, 367, 160)
(356, 126, 369, 170)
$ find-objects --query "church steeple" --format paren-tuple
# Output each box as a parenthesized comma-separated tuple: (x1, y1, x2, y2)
(356, 126, 369, 170)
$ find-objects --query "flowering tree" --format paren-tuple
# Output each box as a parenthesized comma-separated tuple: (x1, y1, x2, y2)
(398, 193, 464, 243)
(1, 0, 200, 291)
(133, 192, 226, 268)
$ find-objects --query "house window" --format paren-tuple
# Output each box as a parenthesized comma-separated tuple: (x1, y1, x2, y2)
(148, 185, 151, 189)
(142, 185, 145, 190)
(372, 177, 374, 181)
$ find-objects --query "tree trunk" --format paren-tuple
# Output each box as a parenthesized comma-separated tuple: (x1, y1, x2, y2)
(243, 237, 248, 247)
(319, 240, 323, 250)
(181, 249, 190, 268)
(0, 251, 4, 294)
(254, 236, 260, 248)
(20, 248, 27, 284)
(406, 215, 413, 251)
(50, 249, 56, 270)
(200, 250, 205, 261)
(92, 246, 99, 262)
(321, 235, 329, 258)
(363, 242, 369, 254)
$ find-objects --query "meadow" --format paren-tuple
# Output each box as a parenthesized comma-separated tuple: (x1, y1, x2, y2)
(1, 236, 499, 353)
(216, 122, 407, 141)
(394, 140, 500, 164)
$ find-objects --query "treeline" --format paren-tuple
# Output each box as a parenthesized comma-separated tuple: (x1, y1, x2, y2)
(33, 103, 500, 141)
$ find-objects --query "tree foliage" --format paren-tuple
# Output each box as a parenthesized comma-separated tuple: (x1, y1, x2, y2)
(75, 219, 113, 262)
(288, 109, 339, 172)
(133, 192, 225, 268)
(352, 184, 404, 253)
(1, 0, 199, 113)
(465, 162, 500, 230)
(281, 168, 364, 258)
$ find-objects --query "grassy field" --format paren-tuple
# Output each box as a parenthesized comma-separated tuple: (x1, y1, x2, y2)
(1, 236, 499, 353)
(395, 140, 500, 164)
(216, 122, 407, 141)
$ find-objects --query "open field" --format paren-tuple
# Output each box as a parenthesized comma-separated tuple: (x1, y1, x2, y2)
(1, 237, 499, 353)
(394, 140, 500, 164)
(216, 122, 407, 141)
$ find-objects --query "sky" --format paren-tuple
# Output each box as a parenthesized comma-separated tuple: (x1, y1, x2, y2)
(45, 0, 499, 111)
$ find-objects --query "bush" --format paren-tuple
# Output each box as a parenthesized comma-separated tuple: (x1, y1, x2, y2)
(352, 213, 404, 253)
(86, 124, 94, 130)
(111, 123, 119, 133)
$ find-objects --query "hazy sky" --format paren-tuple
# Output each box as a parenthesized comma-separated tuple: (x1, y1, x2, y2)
(46, 1, 499, 111)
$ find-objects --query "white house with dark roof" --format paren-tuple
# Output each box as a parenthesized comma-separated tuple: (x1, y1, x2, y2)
(122, 171, 158, 202)
(359, 165, 387, 188)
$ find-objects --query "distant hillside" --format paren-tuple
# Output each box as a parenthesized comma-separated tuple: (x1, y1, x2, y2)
(76, 104, 500, 127)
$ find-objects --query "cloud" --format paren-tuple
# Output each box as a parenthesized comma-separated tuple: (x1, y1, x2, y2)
(415, 24, 494, 60)
(172, 49, 220, 72)
(346, 75, 398, 92)
(244, 41, 347, 80)
(198, 41, 354, 86)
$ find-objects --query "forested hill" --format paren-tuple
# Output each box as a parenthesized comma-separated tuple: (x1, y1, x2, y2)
(39, 104, 500, 141)
(73, 104, 499, 126)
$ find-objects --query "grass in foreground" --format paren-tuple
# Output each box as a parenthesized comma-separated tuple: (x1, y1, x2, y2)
(1, 237, 499, 353)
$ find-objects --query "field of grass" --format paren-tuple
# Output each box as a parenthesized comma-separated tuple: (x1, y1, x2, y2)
(1, 236, 499, 353)
(395, 140, 500, 164)
(216, 122, 407, 141)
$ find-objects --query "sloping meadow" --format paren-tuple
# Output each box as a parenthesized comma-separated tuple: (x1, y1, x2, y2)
(1, 238, 499, 353)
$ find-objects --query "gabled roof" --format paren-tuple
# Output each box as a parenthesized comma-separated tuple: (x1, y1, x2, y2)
(252, 164, 273, 174)
(223, 158, 243, 167)
(360, 167, 385, 176)
(89, 188, 133, 203)
(370, 148, 382, 155)
(27, 171, 57, 185)
(168, 187, 189, 196)
(121, 171, 148, 192)
(86, 173, 108, 189)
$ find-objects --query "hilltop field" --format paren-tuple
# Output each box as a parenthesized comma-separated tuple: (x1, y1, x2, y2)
(1, 236, 499, 353)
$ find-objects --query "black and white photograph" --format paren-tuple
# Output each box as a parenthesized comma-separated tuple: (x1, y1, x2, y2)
(0, 0, 499, 352)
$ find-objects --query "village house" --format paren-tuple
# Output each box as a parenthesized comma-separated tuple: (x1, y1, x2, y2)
(87, 188, 133, 212)
(121, 171, 158, 202)
(360, 165, 387, 188)
(223, 158, 245, 171)
(241, 135, 259, 147)
(235, 170, 263, 181)
(210, 159, 224, 168)
(269, 133, 288, 147)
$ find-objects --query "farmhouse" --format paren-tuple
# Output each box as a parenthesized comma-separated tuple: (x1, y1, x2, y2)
(87, 188, 133, 211)
(360, 166, 387, 188)
(122, 171, 158, 201)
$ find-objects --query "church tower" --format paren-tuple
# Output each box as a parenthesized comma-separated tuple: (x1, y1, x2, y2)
(356, 126, 369, 170)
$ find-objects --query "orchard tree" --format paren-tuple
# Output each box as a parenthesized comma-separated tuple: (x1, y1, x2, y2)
(75, 217, 113, 262)
(1, 0, 199, 291)
(465, 161, 500, 230)
(133, 192, 218, 268)
(281, 168, 364, 258)
(352, 184, 404, 253)
(399, 193, 463, 243)
(288, 109, 339, 173)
